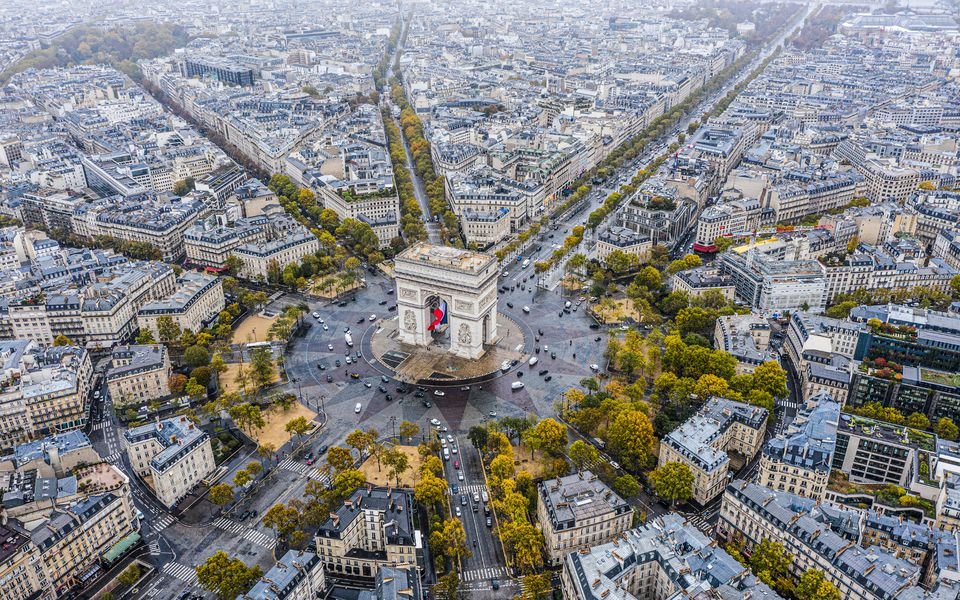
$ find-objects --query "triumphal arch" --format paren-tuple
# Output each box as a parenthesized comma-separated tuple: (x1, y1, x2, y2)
(393, 243, 499, 360)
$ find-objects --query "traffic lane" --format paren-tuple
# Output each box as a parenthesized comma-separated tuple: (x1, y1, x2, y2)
(459, 437, 499, 571)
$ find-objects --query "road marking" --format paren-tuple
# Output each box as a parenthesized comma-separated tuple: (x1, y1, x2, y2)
(461, 566, 508, 582)
(213, 517, 277, 549)
(152, 514, 176, 532)
(162, 561, 198, 584)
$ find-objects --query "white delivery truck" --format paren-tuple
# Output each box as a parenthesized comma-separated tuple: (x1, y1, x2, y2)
(528, 356, 538, 366)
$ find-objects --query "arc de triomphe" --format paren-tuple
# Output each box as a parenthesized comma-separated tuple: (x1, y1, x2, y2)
(393, 243, 499, 360)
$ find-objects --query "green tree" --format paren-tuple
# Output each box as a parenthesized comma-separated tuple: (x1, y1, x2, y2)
(383, 446, 411, 486)
(195, 551, 263, 600)
(907, 412, 930, 430)
(185, 377, 206, 401)
(568, 439, 600, 471)
(606, 410, 656, 469)
(327, 446, 354, 472)
(135, 328, 156, 344)
(936, 417, 959, 441)
(233, 469, 252, 488)
(613, 474, 641, 498)
(249, 347, 274, 391)
(399, 420, 420, 442)
(53, 334, 73, 347)
(209, 483, 234, 506)
(345, 428, 377, 460)
(414, 473, 448, 508)
(172, 177, 195, 196)
(748, 539, 792, 589)
(183, 344, 210, 367)
(468, 425, 489, 449)
(522, 418, 567, 458)
(285, 416, 311, 443)
(330, 468, 365, 502)
(157, 315, 181, 344)
(118, 564, 141, 586)
(794, 569, 841, 600)
(262, 503, 301, 542)
(649, 462, 694, 508)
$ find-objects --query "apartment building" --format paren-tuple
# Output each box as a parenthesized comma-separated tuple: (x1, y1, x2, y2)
(718, 480, 958, 600)
(184, 216, 267, 270)
(0, 522, 46, 600)
(137, 272, 224, 338)
(234, 229, 320, 282)
(357, 565, 423, 600)
(314, 487, 418, 580)
(0, 341, 94, 451)
(658, 397, 767, 505)
(105, 345, 171, 407)
(713, 314, 775, 374)
(310, 180, 400, 249)
(460, 209, 511, 248)
(30, 491, 135, 597)
(832, 414, 926, 488)
(850, 304, 960, 372)
(240, 550, 325, 600)
(720, 250, 827, 314)
(594, 226, 652, 266)
(933, 229, 960, 271)
(670, 265, 736, 301)
(784, 311, 865, 374)
(694, 197, 763, 251)
(445, 169, 544, 245)
(819, 245, 957, 304)
(123, 415, 215, 508)
(759, 392, 840, 500)
(536, 470, 632, 566)
(561, 512, 783, 600)
(848, 365, 960, 431)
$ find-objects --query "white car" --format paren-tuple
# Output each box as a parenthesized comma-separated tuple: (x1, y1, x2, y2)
(318, 318, 324, 324)
(369, 314, 376, 321)
(451, 446, 458, 454)
(455, 506, 462, 517)
(328, 344, 334, 351)
(433, 390, 445, 396)
(457, 471, 464, 481)
(354, 403, 362, 414)
(447, 435, 454, 443)
(590, 364, 600, 371)
(322, 324, 329, 331)
(430, 418, 442, 426)
(312, 312, 320, 319)
(522, 306, 530, 313)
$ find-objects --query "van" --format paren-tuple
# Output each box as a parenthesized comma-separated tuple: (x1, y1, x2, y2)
(443, 448, 450, 460)
(511, 382, 525, 391)
(522, 259, 530, 268)
(565, 301, 572, 309)
(528, 356, 538, 367)
(481, 490, 489, 503)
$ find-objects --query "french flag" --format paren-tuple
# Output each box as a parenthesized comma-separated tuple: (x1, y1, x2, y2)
(428, 300, 448, 332)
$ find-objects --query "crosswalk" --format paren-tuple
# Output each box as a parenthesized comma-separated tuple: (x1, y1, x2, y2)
(148, 541, 161, 555)
(452, 483, 487, 495)
(152, 514, 176, 532)
(103, 451, 123, 464)
(162, 561, 197, 585)
(778, 400, 801, 411)
(91, 421, 111, 432)
(461, 566, 508, 582)
(684, 513, 715, 535)
(278, 459, 331, 485)
(213, 517, 277, 549)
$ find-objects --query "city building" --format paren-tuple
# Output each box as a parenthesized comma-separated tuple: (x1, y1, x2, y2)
(670, 265, 736, 301)
(234, 228, 320, 282)
(0, 522, 45, 600)
(713, 314, 775, 374)
(357, 565, 423, 600)
(536, 470, 632, 566)
(561, 512, 783, 600)
(594, 226, 651, 266)
(720, 249, 827, 314)
(239, 550, 325, 600)
(758, 392, 840, 500)
(105, 345, 171, 407)
(314, 487, 418, 580)
(850, 304, 960, 373)
(137, 272, 225, 338)
(658, 397, 768, 505)
(123, 415, 215, 508)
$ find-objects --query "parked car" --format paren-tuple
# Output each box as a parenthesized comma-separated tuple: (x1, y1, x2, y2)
(433, 390, 445, 396)
(354, 403, 362, 413)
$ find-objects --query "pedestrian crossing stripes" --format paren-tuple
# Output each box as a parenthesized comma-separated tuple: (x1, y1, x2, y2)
(278, 458, 310, 476)
(148, 542, 161, 555)
(308, 469, 331, 485)
(684, 513, 714, 535)
(91, 421, 110, 432)
(213, 518, 277, 549)
(162, 561, 197, 584)
(103, 451, 122, 464)
(152, 514, 176, 531)
(461, 567, 508, 582)
(451, 483, 487, 495)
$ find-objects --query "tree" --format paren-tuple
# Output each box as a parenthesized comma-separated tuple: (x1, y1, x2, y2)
(135, 328, 156, 344)
(522, 418, 567, 458)
(327, 446, 354, 472)
(233, 469, 252, 488)
(420, 455, 443, 477)
(53, 334, 73, 347)
(936, 417, 959, 441)
(118, 564, 141, 586)
(191, 366, 212, 387)
(649, 462, 694, 508)
(500, 520, 544, 573)
(383, 446, 411, 486)
(748, 539, 791, 589)
(209, 483, 234, 506)
(246, 461, 263, 477)
(436, 572, 460, 600)
(195, 551, 263, 600)
(794, 569, 841, 600)
(262, 503, 301, 541)
(414, 473, 448, 508)
(330, 469, 365, 502)
(345, 428, 377, 460)
(441, 517, 472, 562)
(185, 377, 207, 401)
(168, 373, 188, 395)
(285, 416, 311, 443)
(184, 344, 210, 368)
(613, 474, 641, 498)
(399, 420, 420, 442)
(210, 352, 228, 376)
(249, 347, 274, 391)
(468, 425, 489, 449)
(173, 177, 195, 196)
(907, 412, 930, 430)
(751, 361, 788, 399)
(606, 410, 656, 469)
(157, 315, 181, 344)
(522, 573, 552, 600)
(569, 439, 600, 471)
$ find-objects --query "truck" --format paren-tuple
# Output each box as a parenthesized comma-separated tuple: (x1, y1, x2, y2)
(345, 333, 354, 347)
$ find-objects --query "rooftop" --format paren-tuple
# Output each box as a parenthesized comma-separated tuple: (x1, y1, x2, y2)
(394, 242, 495, 275)
(539, 470, 630, 530)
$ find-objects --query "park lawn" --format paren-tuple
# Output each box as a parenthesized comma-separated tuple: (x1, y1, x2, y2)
(250, 403, 318, 449)
(218, 362, 280, 395)
(231, 314, 279, 344)
(592, 298, 641, 324)
(359, 445, 423, 489)
(511, 444, 549, 480)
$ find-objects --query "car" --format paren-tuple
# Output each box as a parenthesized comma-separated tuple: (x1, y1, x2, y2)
(440, 426, 448, 433)
(350, 372, 360, 379)
(544, 375, 552, 381)
(369, 314, 376, 321)
(304, 452, 313, 464)
(550, 352, 557, 359)
(397, 387, 408, 394)
(364, 382, 372, 388)
(357, 318, 365, 324)
(451, 484, 459, 494)
(322, 324, 329, 331)
(318, 318, 325, 324)
(595, 336, 602, 342)
(455, 460, 461, 470)
(506, 302, 514, 308)
(317, 444, 329, 455)
(345, 356, 352, 364)
(487, 517, 493, 528)
(460, 385, 470, 391)
(538, 329, 544, 336)
(422, 400, 432, 408)
(378, 300, 388, 305)
(326, 375, 334, 382)
(455, 506, 462, 517)
(590, 364, 600, 371)
(457, 471, 464, 481)
(473, 491, 480, 502)
(415, 391, 425, 398)
(538, 369, 548, 376)
(589, 323, 600, 330)
(354, 403, 362, 413)
(433, 390, 445, 396)
(489, 411, 497, 417)
(378, 385, 387, 393)
(386, 289, 394, 295)
(543, 345, 549, 352)
(535, 346, 540, 354)
(388, 305, 396, 311)
(327, 343, 334, 350)
(447, 435, 454, 443)
(610, 461, 621, 470)
(312, 312, 320, 319)
(382, 375, 390, 383)
(451, 446, 458, 454)
(335, 359, 341, 367)
(430, 418, 441, 426)
(338, 301, 347, 307)
(386, 394, 393, 401)
(522, 306, 530, 313)
(318, 363, 326, 370)
(136, 509, 145, 520)
(461, 494, 467, 505)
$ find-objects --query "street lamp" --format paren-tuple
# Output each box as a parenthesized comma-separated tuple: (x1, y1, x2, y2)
(389, 415, 397, 440)
(291, 378, 303, 403)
